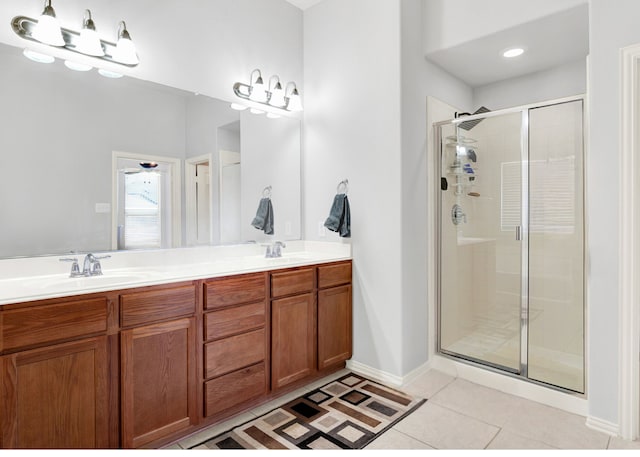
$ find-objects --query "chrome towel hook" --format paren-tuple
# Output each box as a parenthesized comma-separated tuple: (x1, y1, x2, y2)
(337, 179, 348, 195)
(262, 185, 272, 198)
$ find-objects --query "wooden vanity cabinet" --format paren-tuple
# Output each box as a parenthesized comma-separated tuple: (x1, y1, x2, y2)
(119, 284, 197, 449)
(270, 261, 353, 391)
(0, 259, 352, 449)
(202, 273, 269, 418)
(317, 262, 353, 370)
(270, 268, 317, 390)
(0, 296, 111, 449)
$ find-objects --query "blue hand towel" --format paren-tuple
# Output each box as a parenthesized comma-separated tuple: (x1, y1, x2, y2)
(252, 198, 274, 235)
(324, 194, 351, 238)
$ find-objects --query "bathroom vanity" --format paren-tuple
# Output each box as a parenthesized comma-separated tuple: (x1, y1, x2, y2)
(0, 242, 352, 449)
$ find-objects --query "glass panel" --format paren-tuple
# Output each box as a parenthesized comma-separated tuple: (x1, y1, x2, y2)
(439, 112, 523, 372)
(527, 101, 584, 392)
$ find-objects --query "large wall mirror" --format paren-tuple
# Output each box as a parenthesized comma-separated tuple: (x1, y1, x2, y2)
(0, 42, 301, 259)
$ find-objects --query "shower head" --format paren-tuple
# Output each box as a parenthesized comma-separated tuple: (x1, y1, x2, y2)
(457, 106, 491, 131)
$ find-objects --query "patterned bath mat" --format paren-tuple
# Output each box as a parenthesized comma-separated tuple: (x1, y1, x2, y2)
(190, 372, 426, 450)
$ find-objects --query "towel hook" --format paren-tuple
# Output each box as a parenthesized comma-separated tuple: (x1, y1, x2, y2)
(337, 179, 348, 195)
(262, 186, 272, 198)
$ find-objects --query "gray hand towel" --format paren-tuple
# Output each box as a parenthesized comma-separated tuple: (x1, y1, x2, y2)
(324, 194, 351, 238)
(252, 197, 274, 235)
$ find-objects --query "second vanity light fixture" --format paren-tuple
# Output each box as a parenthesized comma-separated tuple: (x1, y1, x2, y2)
(232, 69, 303, 116)
(12, 0, 139, 75)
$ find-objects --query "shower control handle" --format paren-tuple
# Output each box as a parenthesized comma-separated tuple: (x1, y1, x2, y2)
(515, 226, 522, 241)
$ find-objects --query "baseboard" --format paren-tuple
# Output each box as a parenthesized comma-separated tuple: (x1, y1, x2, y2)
(586, 416, 620, 437)
(346, 360, 404, 387)
(346, 359, 432, 388)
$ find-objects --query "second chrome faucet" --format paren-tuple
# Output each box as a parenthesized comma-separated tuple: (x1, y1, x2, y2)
(60, 253, 111, 277)
(264, 241, 286, 258)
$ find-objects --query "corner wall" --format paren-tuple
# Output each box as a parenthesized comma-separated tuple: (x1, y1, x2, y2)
(587, 0, 640, 427)
(303, 0, 404, 376)
(400, 0, 473, 374)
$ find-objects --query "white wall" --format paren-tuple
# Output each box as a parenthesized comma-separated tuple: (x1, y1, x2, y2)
(303, 0, 404, 376)
(400, 0, 473, 374)
(587, 0, 640, 426)
(240, 113, 301, 244)
(423, 0, 587, 54)
(473, 59, 586, 110)
(0, 0, 303, 103)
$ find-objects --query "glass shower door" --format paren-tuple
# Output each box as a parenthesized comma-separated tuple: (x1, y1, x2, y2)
(438, 111, 525, 373)
(527, 100, 584, 392)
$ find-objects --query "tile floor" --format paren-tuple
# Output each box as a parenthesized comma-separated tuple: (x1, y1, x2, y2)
(165, 368, 640, 450)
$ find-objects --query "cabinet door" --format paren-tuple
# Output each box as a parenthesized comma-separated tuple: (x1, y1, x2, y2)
(121, 318, 196, 448)
(271, 293, 315, 390)
(318, 284, 352, 370)
(1, 337, 109, 449)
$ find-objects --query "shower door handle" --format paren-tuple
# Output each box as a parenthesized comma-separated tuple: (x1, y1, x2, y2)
(515, 226, 522, 241)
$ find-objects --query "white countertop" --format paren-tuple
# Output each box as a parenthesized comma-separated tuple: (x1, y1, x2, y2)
(0, 241, 351, 306)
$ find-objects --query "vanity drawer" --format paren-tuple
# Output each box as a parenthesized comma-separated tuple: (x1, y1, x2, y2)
(271, 268, 315, 298)
(318, 261, 352, 289)
(1, 298, 108, 352)
(204, 301, 265, 341)
(120, 284, 196, 328)
(204, 363, 266, 417)
(204, 273, 267, 310)
(204, 328, 265, 379)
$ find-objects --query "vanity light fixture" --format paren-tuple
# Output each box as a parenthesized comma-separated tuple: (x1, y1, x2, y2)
(64, 60, 92, 71)
(23, 48, 54, 63)
(232, 68, 303, 114)
(268, 75, 286, 107)
(98, 68, 124, 79)
(11, 4, 140, 70)
(31, 0, 64, 47)
(112, 21, 139, 65)
(76, 10, 104, 57)
(248, 69, 268, 103)
(284, 82, 303, 112)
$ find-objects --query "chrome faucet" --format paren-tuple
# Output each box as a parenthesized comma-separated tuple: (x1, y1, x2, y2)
(264, 241, 286, 258)
(60, 253, 110, 277)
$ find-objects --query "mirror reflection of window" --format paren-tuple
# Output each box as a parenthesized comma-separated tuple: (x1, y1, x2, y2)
(123, 171, 162, 249)
(114, 153, 180, 251)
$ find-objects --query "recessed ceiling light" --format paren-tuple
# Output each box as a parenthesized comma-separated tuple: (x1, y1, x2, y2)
(503, 48, 525, 58)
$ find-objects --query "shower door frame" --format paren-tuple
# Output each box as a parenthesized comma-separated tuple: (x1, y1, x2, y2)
(434, 95, 586, 395)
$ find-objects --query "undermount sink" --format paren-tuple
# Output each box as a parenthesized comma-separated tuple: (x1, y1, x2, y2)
(30, 272, 153, 291)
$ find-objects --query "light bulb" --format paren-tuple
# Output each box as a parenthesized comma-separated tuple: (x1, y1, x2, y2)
(112, 21, 139, 65)
(250, 80, 267, 102)
(64, 60, 93, 71)
(266, 112, 281, 119)
(231, 103, 248, 111)
(32, 1, 65, 47)
(250, 108, 265, 115)
(286, 92, 303, 112)
(23, 49, 54, 63)
(76, 10, 104, 56)
(98, 68, 123, 78)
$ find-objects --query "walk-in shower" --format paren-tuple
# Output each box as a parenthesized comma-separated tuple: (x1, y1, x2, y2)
(436, 97, 585, 393)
